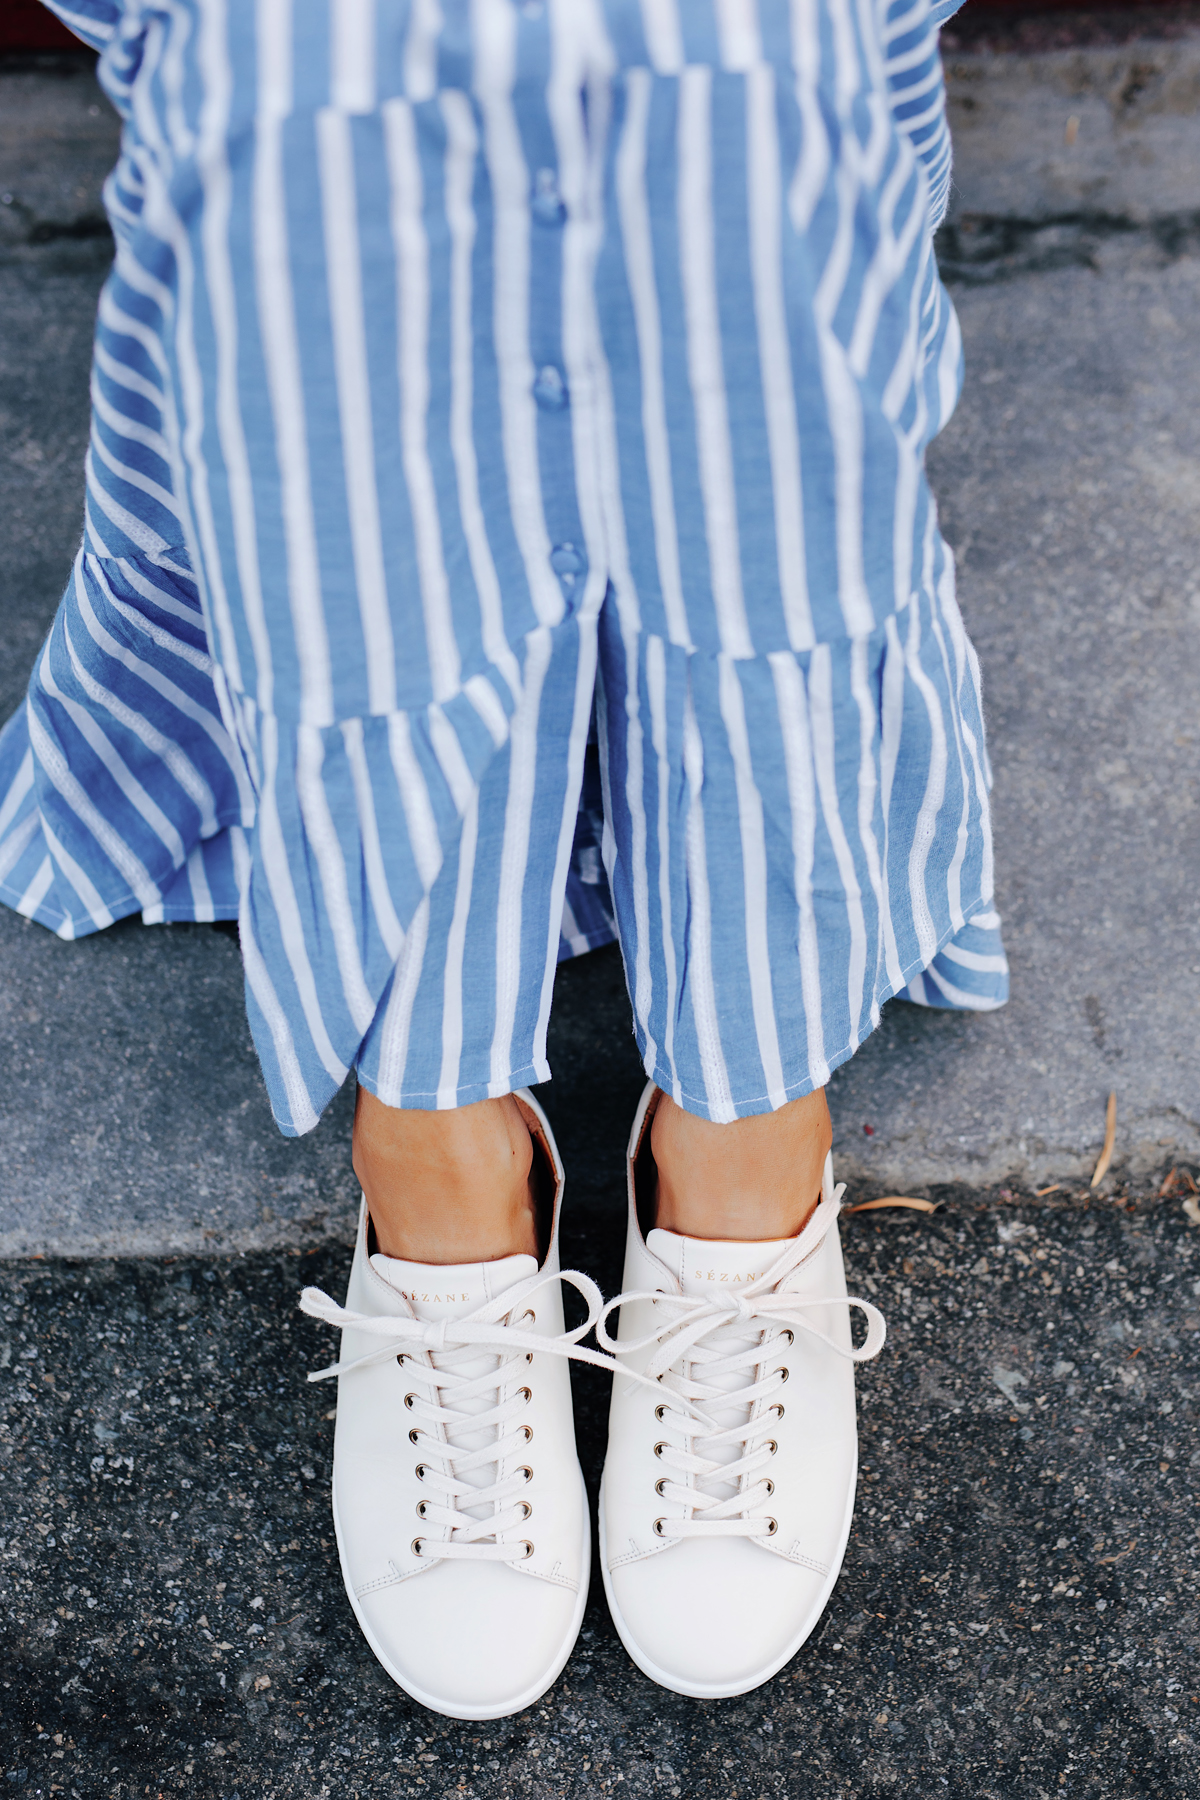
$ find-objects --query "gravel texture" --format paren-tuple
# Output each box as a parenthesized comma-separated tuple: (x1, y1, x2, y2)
(2, 1192, 1198, 1799)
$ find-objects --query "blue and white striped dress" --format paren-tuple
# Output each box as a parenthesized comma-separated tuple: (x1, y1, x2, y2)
(0, 0, 1006, 1133)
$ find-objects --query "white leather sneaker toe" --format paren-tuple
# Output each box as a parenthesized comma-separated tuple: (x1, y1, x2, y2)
(300, 1093, 598, 1721)
(598, 1084, 886, 1700)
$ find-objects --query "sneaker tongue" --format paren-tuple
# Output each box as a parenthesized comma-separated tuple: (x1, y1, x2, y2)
(645, 1229, 793, 1299)
(646, 1229, 794, 1502)
(368, 1252, 538, 1321)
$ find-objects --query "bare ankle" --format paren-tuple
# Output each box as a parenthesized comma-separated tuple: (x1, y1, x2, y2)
(650, 1089, 830, 1242)
(353, 1089, 539, 1265)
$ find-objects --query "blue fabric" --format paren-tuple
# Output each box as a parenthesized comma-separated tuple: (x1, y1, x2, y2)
(39, 0, 118, 54)
(3, 0, 1007, 1133)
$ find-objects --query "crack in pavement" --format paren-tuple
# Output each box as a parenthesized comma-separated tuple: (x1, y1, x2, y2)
(0, 194, 111, 247)
(937, 209, 1200, 283)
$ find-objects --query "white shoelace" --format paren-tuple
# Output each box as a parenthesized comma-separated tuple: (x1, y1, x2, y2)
(300, 1268, 622, 1565)
(596, 1194, 887, 1543)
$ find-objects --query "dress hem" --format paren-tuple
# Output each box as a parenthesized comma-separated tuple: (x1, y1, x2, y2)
(633, 893, 1008, 1123)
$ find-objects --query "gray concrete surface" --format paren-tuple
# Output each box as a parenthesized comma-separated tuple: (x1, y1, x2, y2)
(836, 245, 1200, 1191)
(0, 63, 116, 728)
(944, 34, 1200, 229)
(0, 44, 1198, 1258)
(2, 1193, 1197, 1797)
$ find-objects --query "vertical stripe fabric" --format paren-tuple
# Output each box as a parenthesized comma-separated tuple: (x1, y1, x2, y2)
(1, 0, 1006, 1134)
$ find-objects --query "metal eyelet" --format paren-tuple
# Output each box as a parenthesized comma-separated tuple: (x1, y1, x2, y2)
(411, 1538, 424, 1557)
(765, 1518, 778, 1536)
(653, 1442, 666, 1459)
(775, 1367, 790, 1384)
(653, 1518, 667, 1537)
(519, 1465, 533, 1483)
(782, 1329, 794, 1346)
(770, 1403, 785, 1420)
(522, 1425, 534, 1444)
(519, 1387, 532, 1404)
(764, 1479, 775, 1496)
(520, 1541, 534, 1560)
(520, 1501, 533, 1520)
(655, 1478, 668, 1497)
(415, 1464, 426, 1481)
(654, 1404, 668, 1422)
(403, 1393, 416, 1409)
(395, 1352, 406, 1365)
(525, 1352, 534, 1364)
(416, 1501, 427, 1519)
(408, 1428, 421, 1445)
(766, 1439, 778, 1455)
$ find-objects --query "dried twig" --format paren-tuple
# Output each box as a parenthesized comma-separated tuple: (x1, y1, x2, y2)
(842, 1196, 940, 1216)
(1090, 1092, 1117, 1189)
(1160, 1166, 1198, 1198)
(1035, 1184, 1067, 1197)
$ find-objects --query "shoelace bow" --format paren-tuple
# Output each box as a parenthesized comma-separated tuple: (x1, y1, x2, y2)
(299, 1267, 624, 1564)
(595, 1190, 887, 1542)
(299, 1192, 887, 1555)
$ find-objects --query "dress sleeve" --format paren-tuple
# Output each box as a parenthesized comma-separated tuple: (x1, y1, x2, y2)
(37, 0, 120, 54)
(929, 0, 969, 23)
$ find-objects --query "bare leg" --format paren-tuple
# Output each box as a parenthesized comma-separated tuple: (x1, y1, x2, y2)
(651, 1088, 832, 1242)
(353, 1087, 538, 1265)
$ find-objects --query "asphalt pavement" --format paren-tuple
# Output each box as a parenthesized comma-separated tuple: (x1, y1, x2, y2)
(3, 1191, 1198, 1798)
(1, 25, 1199, 1800)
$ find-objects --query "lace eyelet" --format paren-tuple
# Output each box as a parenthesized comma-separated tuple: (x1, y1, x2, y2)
(415, 1464, 426, 1480)
(408, 1428, 421, 1445)
(653, 1442, 666, 1459)
(403, 1393, 416, 1409)
(771, 1403, 785, 1420)
(395, 1352, 406, 1365)
(519, 1465, 533, 1483)
(653, 1518, 667, 1537)
(766, 1439, 778, 1455)
(411, 1538, 424, 1557)
(654, 1404, 667, 1422)
(655, 1478, 668, 1497)
(519, 1386, 532, 1404)
(775, 1366, 789, 1383)
(522, 1425, 534, 1444)
(525, 1352, 534, 1364)
(520, 1540, 534, 1560)
(521, 1501, 533, 1520)
(782, 1329, 794, 1347)
(764, 1479, 775, 1496)
(765, 1518, 778, 1536)
(416, 1500, 427, 1519)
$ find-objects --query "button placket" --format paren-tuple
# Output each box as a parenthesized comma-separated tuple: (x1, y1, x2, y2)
(532, 364, 568, 411)
(549, 541, 587, 595)
(532, 166, 566, 227)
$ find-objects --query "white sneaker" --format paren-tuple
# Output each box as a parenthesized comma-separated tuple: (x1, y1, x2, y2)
(597, 1084, 886, 1700)
(299, 1092, 602, 1721)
